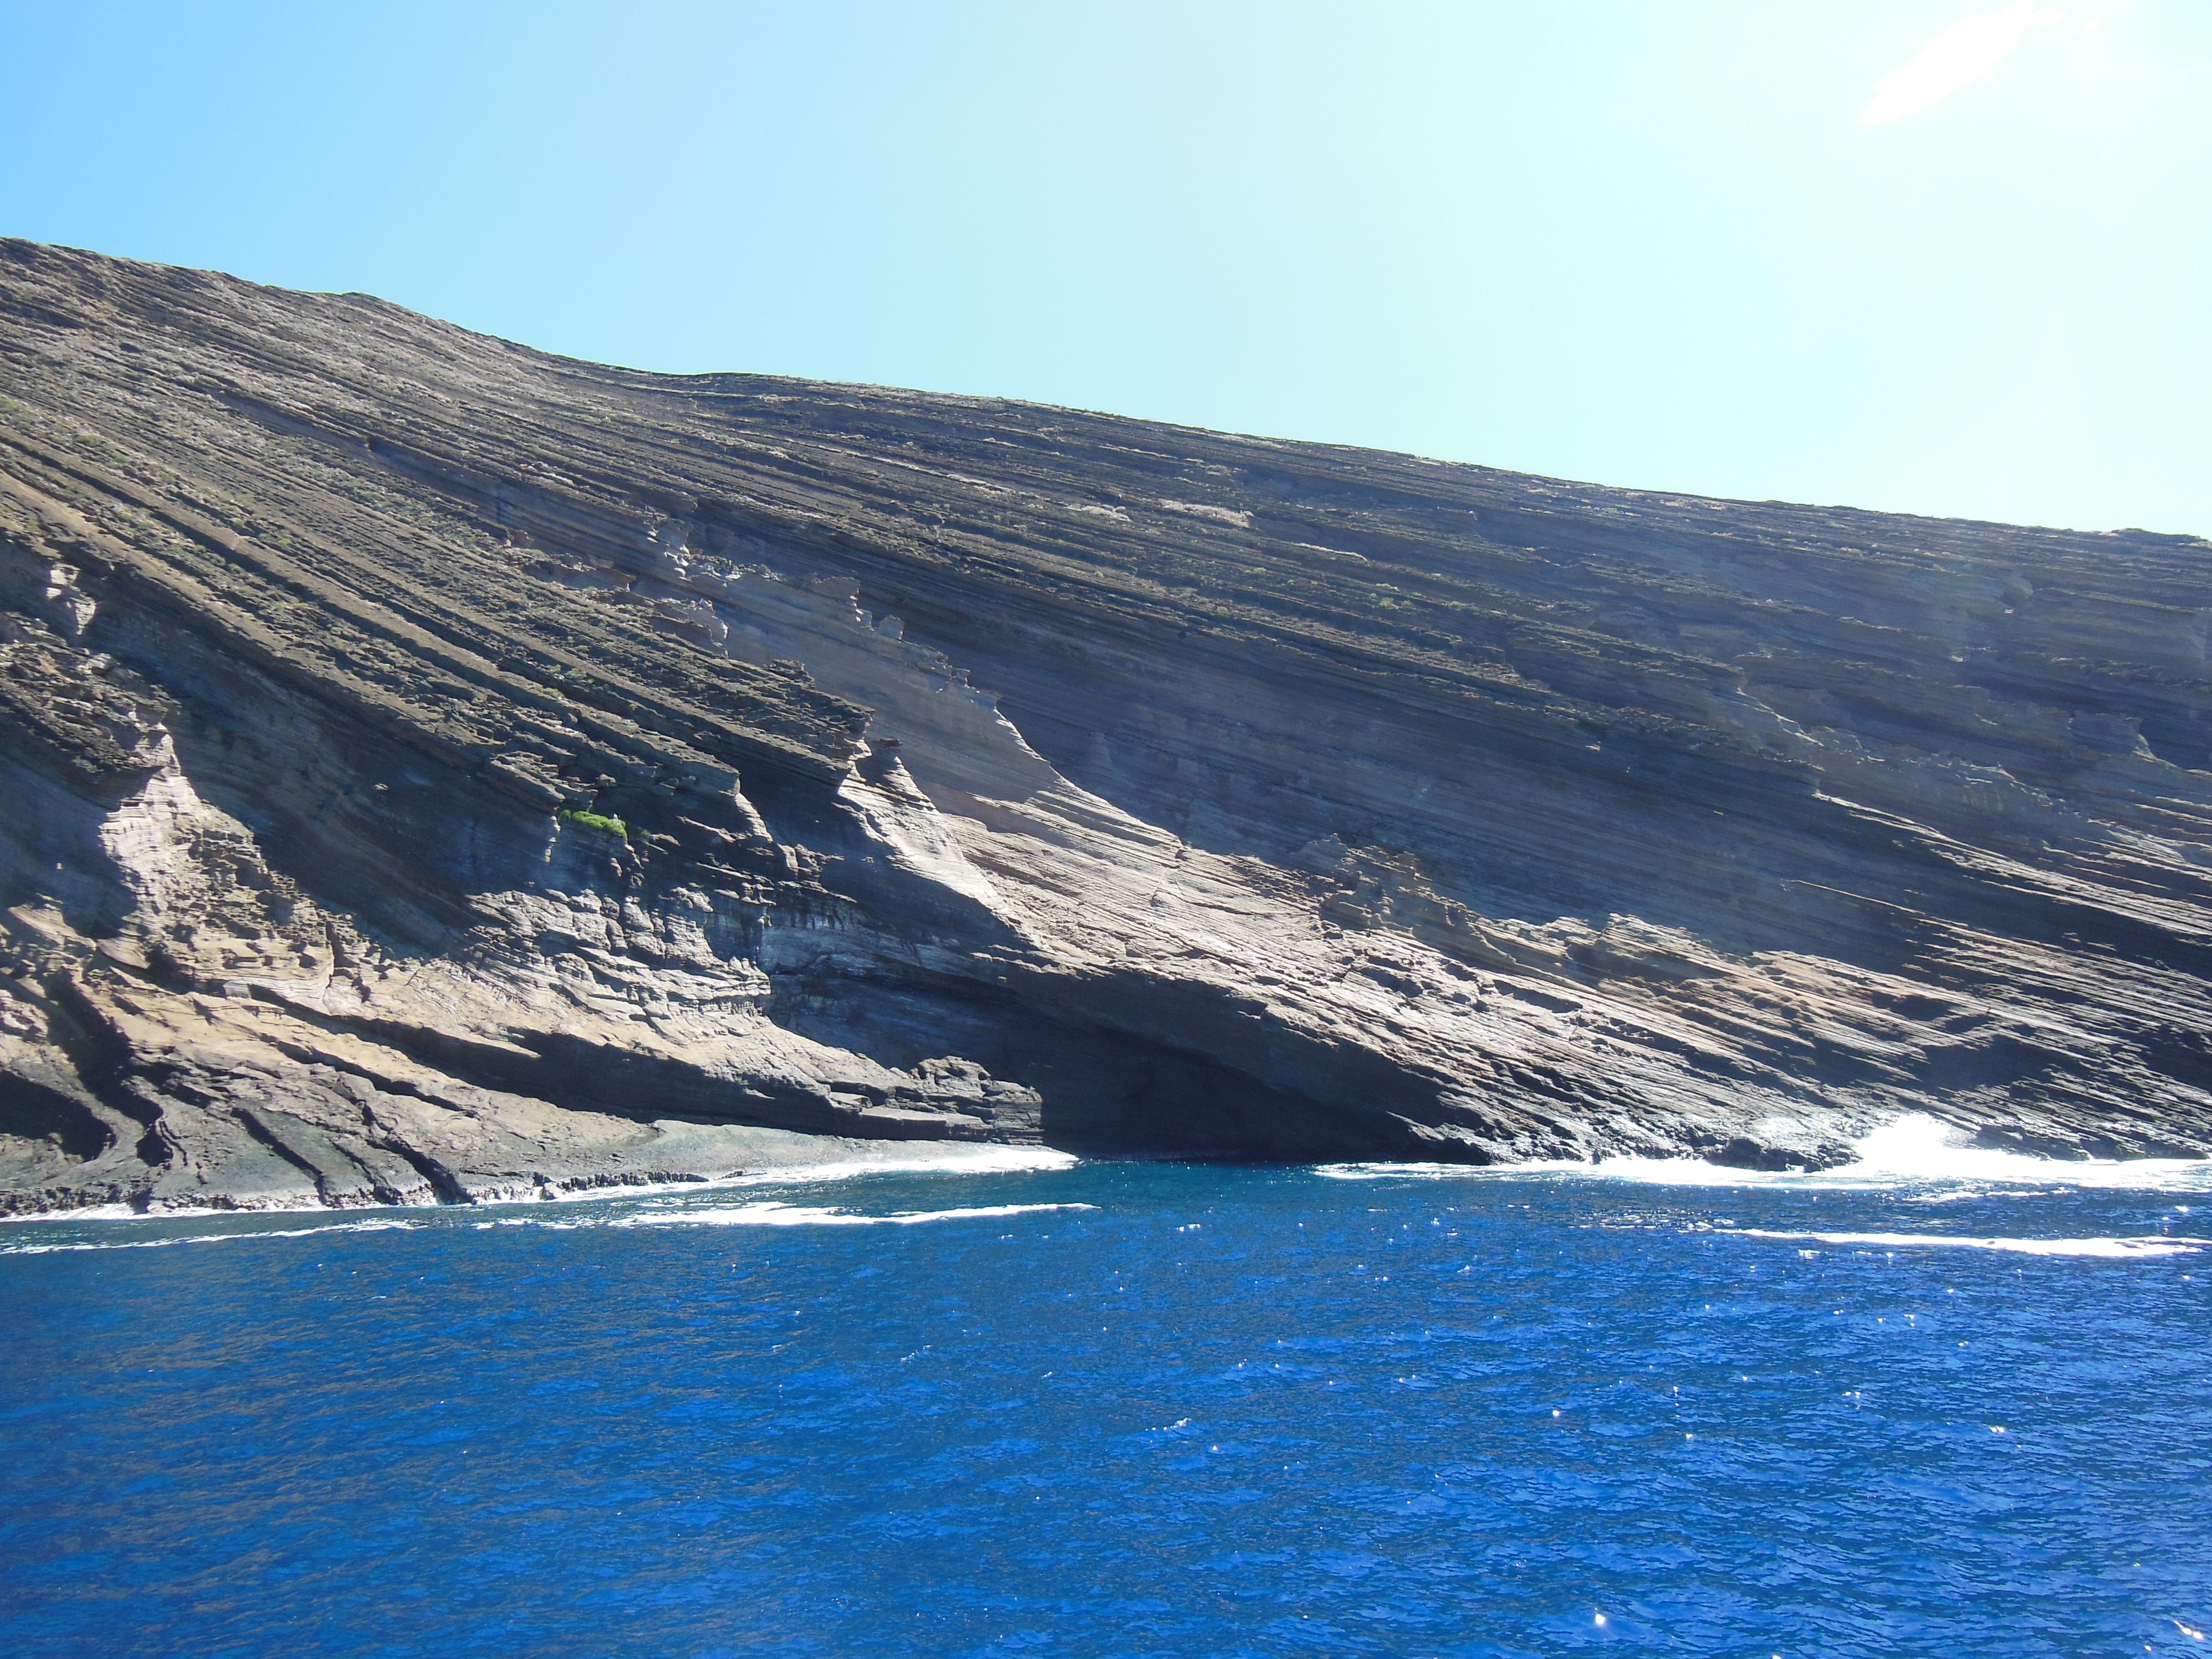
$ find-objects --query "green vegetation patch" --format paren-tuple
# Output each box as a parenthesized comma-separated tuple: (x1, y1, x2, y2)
(559, 808, 630, 841)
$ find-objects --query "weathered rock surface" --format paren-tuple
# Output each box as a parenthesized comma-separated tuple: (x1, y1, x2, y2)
(3, 238, 2210, 1213)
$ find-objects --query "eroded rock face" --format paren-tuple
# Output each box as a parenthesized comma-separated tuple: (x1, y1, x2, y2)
(3, 238, 2210, 1212)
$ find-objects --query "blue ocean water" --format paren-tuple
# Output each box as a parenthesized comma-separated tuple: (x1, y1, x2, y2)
(3, 1128, 2209, 1658)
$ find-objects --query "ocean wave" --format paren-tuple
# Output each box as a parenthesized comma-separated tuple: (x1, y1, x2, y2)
(719, 1146, 1082, 1187)
(613, 1201, 1095, 1229)
(499, 1149, 1084, 1216)
(1316, 1113, 2212, 1193)
(0, 1198, 1094, 1254)
(529, 1145, 1082, 1204)
(2, 1145, 1085, 1236)
(0, 1217, 421, 1255)
(0, 1200, 320, 1224)
(1718, 1227, 2210, 1259)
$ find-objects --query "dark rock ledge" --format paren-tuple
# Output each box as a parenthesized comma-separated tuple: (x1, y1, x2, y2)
(4, 238, 2210, 1213)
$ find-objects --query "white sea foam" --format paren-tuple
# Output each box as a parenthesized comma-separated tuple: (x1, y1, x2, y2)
(721, 1146, 1082, 1187)
(0, 1199, 360, 1224)
(3, 1144, 1083, 1237)
(614, 1201, 1094, 1229)
(0, 1197, 1092, 1252)
(1316, 1112, 2212, 1194)
(1816, 1115, 2212, 1191)
(0, 1217, 421, 1255)
(1720, 1228, 2209, 1259)
(522, 1145, 1082, 1205)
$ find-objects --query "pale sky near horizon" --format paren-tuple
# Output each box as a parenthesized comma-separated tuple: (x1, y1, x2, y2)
(1, 2, 2206, 536)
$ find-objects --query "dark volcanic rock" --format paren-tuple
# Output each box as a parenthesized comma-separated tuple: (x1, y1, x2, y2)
(3, 237, 2210, 1211)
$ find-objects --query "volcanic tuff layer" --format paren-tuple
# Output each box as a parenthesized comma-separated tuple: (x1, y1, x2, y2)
(3, 240, 2211, 1213)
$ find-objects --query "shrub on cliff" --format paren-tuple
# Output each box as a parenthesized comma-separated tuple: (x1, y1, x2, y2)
(558, 808, 629, 842)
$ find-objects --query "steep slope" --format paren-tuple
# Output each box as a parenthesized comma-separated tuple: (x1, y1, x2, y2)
(3, 239, 2210, 1213)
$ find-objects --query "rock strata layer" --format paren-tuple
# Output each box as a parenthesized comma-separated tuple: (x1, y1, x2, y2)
(4, 239, 2211, 1213)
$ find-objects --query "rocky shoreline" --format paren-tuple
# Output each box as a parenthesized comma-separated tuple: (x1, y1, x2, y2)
(6, 238, 2212, 1214)
(0, 1122, 1069, 1222)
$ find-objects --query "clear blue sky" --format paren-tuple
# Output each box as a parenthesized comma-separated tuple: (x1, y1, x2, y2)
(3, 1, 2206, 534)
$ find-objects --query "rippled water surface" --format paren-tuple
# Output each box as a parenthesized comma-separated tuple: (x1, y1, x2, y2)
(4, 1132, 2209, 1657)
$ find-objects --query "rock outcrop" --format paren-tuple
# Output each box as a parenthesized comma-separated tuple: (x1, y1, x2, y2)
(4, 238, 2210, 1212)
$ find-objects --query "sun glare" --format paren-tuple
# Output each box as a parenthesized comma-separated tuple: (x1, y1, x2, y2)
(1862, 1, 2063, 125)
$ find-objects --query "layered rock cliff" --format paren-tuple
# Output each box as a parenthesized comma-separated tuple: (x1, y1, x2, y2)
(4, 239, 2210, 1213)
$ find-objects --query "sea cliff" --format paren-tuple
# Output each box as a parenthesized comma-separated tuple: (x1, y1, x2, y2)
(5, 239, 2211, 1212)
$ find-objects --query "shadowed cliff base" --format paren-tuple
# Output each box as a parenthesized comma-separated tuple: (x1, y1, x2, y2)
(3, 237, 2210, 1213)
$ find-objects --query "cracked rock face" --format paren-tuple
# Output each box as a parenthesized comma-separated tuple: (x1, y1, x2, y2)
(3, 239, 2211, 1214)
